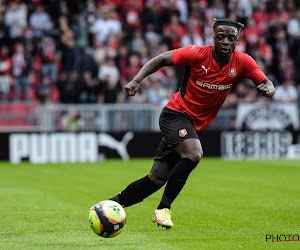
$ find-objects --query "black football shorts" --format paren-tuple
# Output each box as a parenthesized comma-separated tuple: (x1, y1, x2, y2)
(154, 107, 201, 160)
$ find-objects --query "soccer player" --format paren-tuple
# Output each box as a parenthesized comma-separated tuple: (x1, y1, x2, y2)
(110, 19, 275, 229)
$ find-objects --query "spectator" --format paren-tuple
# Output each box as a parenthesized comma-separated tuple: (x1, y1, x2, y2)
(141, 1, 163, 34)
(55, 70, 68, 95)
(161, 0, 181, 25)
(29, 5, 53, 37)
(12, 43, 29, 102)
(90, 5, 122, 48)
(124, 0, 142, 34)
(273, 80, 298, 103)
(161, 67, 177, 93)
(79, 47, 98, 76)
(4, 0, 27, 39)
(59, 15, 80, 71)
(252, 2, 269, 33)
(98, 74, 122, 104)
(163, 13, 185, 49)
(117, 45, 129, 82)
(78, 71, 99, 103)
(146, 31, 162, 57)
(70, 13, 89, 49)
(35, 74, 59, 104)
(130, 30, 146, 54)
(235, 34, 247, 53)
(176, 0, 188, 24)
(0, 45, 12, 101)
(286, 0, 297, 14)
(0, 13, 9, 46)
(60, 70, 80, 103)
(257, 36, 273, 68)
(147, 75, 168, 106)
(228, 0, 253, 19)
(189, 0, 206, 21)
(128, 83, 148, 104)
(287, 10, 300, 39)
(41, 35, 57, 82)
(138, 45, 150, 66)
(287, 9, 300, 63)
(231, 80, 258, 104)
(82, 0, 100, 31)
(206, 0, 226, 21)
(202, 19, 214, 45)
(98, 57, 120, 87)
(58, 1, 70, 19)
(274, 30, 288, 54)
(279, 58, 297, 83)
(243, 17, 260, 53)
(61, 109, 84, 132)
(124, 54, 141, 83)
(181, 16, 204, 47)
(275, 1, 290, 25)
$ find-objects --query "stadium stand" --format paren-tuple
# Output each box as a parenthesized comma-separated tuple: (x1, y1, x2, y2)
(0, 0, 299, 129)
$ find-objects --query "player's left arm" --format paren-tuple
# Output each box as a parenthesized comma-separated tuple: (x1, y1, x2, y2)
(256, 78, 275, 98)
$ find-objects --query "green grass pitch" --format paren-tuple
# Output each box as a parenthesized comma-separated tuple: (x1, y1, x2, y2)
(0, 158, 300, 249)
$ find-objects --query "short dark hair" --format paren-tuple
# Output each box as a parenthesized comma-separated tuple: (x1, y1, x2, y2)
(213, 18, 244, 37)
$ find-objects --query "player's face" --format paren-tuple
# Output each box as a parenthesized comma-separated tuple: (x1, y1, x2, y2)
(213, 25, 239, 59)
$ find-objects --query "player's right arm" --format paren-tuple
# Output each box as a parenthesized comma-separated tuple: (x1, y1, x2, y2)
(242, 54, 275, 97)
(256, 78, 275, 97)
(125, 51, 174, 96)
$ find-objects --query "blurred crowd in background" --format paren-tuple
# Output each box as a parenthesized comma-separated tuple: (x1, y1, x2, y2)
(0, 0, 300, 107)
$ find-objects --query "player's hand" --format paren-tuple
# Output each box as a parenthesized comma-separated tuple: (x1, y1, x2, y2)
(256, 83, 275, 97)
(125, 80, 140, 96)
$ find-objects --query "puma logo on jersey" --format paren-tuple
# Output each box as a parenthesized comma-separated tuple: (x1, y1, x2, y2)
(201, 65, 210, 74)
(190, 45, 196, 50)
(196, 80, 232, 90)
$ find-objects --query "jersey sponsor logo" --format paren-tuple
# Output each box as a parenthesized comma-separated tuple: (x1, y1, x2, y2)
(190, 45, 196, 50)
(196, 80, 232, 90)
(179, 129, 187, 137)
(229, 68, 237, 77)
(201, 65, 210, 74)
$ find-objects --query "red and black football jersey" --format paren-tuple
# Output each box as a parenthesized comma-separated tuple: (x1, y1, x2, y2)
(166, 45, 267, 131)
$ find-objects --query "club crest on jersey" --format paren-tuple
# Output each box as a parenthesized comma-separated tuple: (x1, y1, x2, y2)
(229, 68, 237, 77)
(179, 129, 187, 137)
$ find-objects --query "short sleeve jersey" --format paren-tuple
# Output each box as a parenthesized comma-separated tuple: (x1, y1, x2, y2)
(166, 45, 266, 131)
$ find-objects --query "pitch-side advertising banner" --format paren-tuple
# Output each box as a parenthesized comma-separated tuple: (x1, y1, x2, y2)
(8, 132, 135, 164)
(221, 131, 300, 159)
(2, 130, 300, 163)
(1, 131, 220, 163)
(235, 103, 299, 130)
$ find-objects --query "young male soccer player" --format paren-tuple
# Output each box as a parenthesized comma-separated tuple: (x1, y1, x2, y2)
(110, 19, 275, 229)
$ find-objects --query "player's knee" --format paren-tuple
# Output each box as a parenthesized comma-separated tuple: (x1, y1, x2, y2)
(176, 139, 203, 164)
(148, 173, 166, 187)
(188, 152, 201, 164)
(185, 148, 202, 164)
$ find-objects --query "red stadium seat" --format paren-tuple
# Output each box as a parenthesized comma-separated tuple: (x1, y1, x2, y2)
(0, 104, 9, 113)
(9, 118, 29, 126)
(0, 118, 8, 126)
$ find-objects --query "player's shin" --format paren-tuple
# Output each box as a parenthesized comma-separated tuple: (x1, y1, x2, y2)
(110, 175, 161, 207)
(157, 158, 197, 209)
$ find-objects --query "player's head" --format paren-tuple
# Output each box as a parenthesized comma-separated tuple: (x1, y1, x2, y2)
(212, 18, 244, 60)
